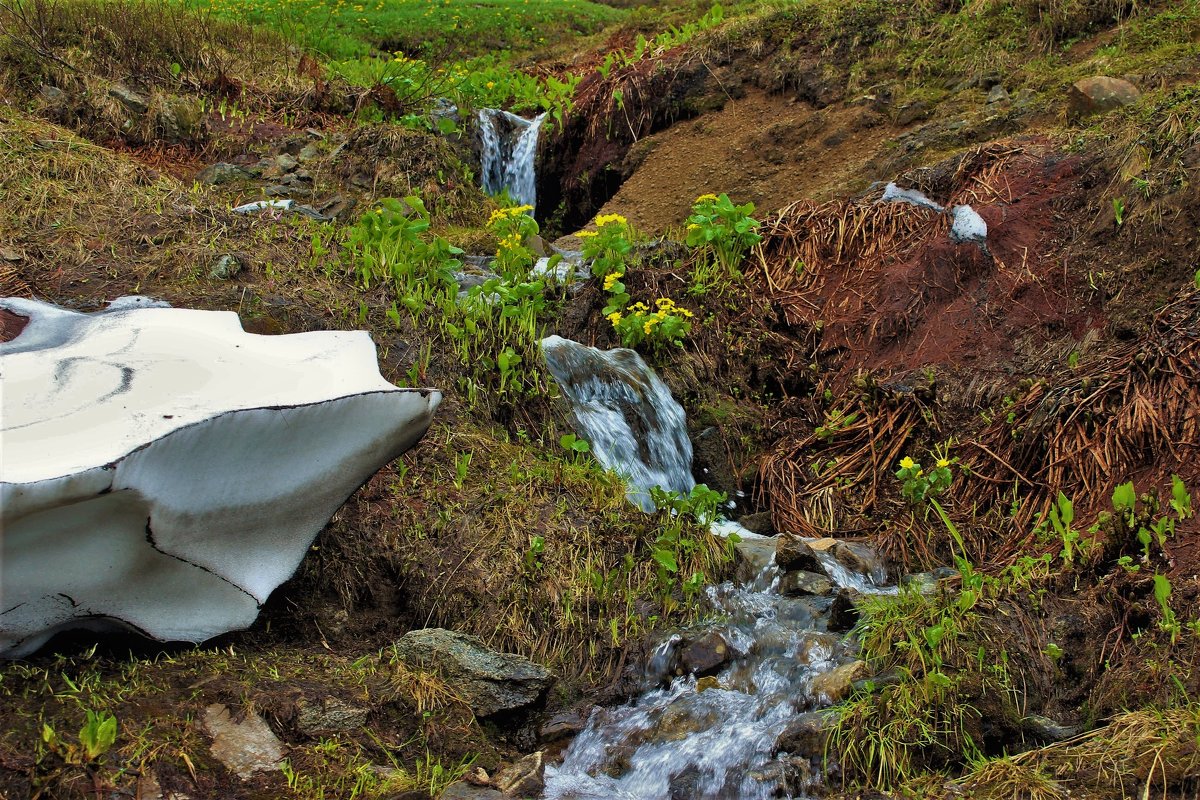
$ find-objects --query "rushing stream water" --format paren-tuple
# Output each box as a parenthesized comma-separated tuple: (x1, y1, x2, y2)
(540, 336, 894, 799)
(478, 108, 546, 209)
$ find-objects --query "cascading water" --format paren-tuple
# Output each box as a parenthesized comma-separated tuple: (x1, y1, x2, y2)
(541, 335, 695, 511)
(478, 108, 546, 210)
(540, 335, 895, 800)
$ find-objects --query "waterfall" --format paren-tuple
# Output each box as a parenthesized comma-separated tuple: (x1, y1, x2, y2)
(478, 108, 546, 210)
(541, 335, 695, 511)
(540, 335, 896, 800)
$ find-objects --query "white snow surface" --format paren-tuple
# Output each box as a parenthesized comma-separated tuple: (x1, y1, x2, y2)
(0, 297, 440, 656)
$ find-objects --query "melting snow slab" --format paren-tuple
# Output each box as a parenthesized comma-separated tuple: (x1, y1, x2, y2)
(0, 297, 440, 656)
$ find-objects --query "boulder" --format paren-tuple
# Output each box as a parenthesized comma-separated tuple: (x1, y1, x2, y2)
(202, 704, 284, 780)
(809, 660, 868, 702)
(678, 630, 732, 677)
(828, 588, 862, 632)
(831, 540, 885, 582)
(733, 536, 777, 583)
(775, 535, 827, 574)
(108, 84, 149, 115)
(493, 751, 545, 797)
(774, 711, 832, 756)
(196, 163, 252, 185)
(779, 571, 835, 597)
(736, 511, 775, 536)
(1067, 76, 1141, 122)
(295, 697, 370, 736)
(0, 297, 440, 656)
(391, 628, 553, 717)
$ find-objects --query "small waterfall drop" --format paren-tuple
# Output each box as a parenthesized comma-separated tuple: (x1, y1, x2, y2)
(540, 336, 896, 800)
(478, 108, 546, 210)
(541, 335, 694, 511)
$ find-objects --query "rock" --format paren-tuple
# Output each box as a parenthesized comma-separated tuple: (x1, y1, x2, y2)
(233, 199, 293, 214)
(893, 101, 930, 126)
(901, 571, 939, 594)
(40, 84, 67, 104)
(525, 234, 550, 258)
(295, 697, 369, 736)
(264, 184, 295, 197)
(852, 669, 902, 694)
(828, 588, 862, 632)
(774, 711, 831, 756)
(810, 660, 868, 702)
(159, 97, 204, 142)
(298, 142, 323, 162)
(678, 630, 732, 677)
(779, 570, 834, 597)
(736, 511, 775, 536)
(775, 535, 827, 575)
(275, 153, 299, 173)
(196, 163, 251, 185)
(1023, 714, 1081, 742)
(494, 751, 544, 797)
(202, 704, 284, 779)
(540, 708, 588, 742)
(1067, 76, 1141, 122)
(696, 676, 721, 692)
(209, 254, 244, 280)
(137, 772, 193, 800)
(0, 247, 23, 263)
(108, 84, 149, 115)
(0, 297, 440, 656)
(691, 426, 738, 499)
(986, 85, 1010, 105)
(831, 540, 884, 581)
(391, 629, 553, 717)
(932, 566, 960, 580)
(732, 536, 777, 583)
(440, 782, 506, 800)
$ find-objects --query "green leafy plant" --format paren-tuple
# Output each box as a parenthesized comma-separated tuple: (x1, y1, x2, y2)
(685, 192, 762, 293)
(559, 433, 591, 455)
(896, 454, 955, 504)
(487, 203, 538, 279)
(581, 212, 633, 282)
(1112, 196, 1126, 226)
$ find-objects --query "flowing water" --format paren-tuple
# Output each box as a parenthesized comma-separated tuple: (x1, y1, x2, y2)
(478, 108, 546, 210)
(540, 336, 894, 799)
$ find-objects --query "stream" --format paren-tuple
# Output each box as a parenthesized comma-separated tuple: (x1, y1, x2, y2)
(540, 337, 894, 799)
(478, 108, 545, 210)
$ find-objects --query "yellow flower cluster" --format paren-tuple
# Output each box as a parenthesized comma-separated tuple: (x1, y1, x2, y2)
(495, 234, 523, 256)
(576, 230, 598, 238)
(488, 205, 534, 225)
(900, 456, 916, 469)
(694, 193, 719, 204)
(607, 311, 622, 325)
(654, 297, 694, 317)
(603, 271, 622, 290)
(937, 458, 951, 468)
(594, 213, 628, 228)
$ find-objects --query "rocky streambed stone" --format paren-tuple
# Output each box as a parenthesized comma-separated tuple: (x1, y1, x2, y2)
(391, 628, 553, 717)
(202, 704, 284, 780)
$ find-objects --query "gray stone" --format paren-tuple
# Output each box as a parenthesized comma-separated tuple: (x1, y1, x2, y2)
(209, 254, 244, 280)
(201, 704, 284, 779)
(440, 782, 506, 800)
(40, 84, 67, 104)
(774, 711, 831, 756)
(733, 536, 777, 583)
(298, 143, 323, 162)
(275, 153, 299, 172)
(540, 708, 588, 742)
(391, 628, 553, 717)
(1067, 76, 1141, 122)
(196, 163, 251, 185)
(828, 588, 862, 632)
(678, 630, 732, 677)
(900, 571, 939, 594)
(893, 101, 929, 126)
(736, 511, 775, 536)
(987, 85, 1010, 105)
(108, 84, 149, 115)
(264, 184, 294, 197)
(1024, 714, 1081, 742)
(831, 540, 882, 579)
(295, 697, 369, 736)
(494, 751, 544, 798)
(775, 535, 826, 574)
(779, 570, 834, 597)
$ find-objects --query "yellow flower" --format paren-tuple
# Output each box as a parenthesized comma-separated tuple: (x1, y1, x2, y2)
(900, 456, 916, 470)
(607, 311, 622, 326)
(694, 193, 719, 204)
(603, 272, 622, 290)
(486, 81, 495, 89)
(937, 458, 951, 468)
(576, 230, 598, 238)
(594, 213, 627, 228)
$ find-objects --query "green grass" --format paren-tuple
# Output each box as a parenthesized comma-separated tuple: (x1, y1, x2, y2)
(185, 0, 627, 60)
